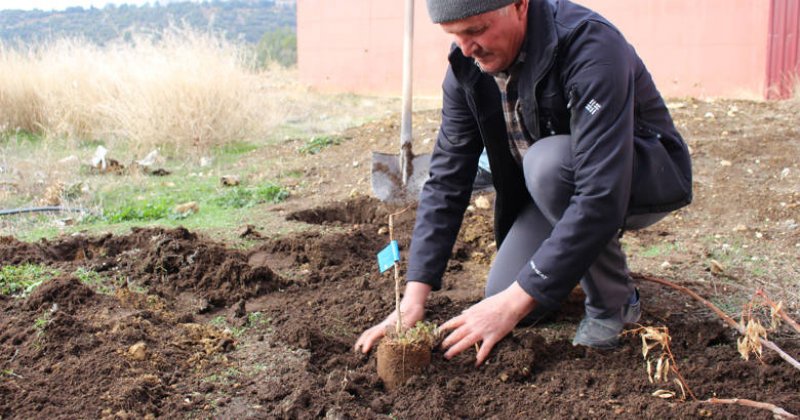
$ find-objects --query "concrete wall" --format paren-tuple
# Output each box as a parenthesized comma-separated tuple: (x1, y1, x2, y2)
(297, 0, 773, 99)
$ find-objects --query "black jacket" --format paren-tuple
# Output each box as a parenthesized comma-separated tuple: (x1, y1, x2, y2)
(406, 0, 692, 309)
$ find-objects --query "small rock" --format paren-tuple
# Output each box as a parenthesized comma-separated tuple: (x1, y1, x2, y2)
(709, 259, 724, 275)
(755, 231, 763, 239)
(780, 168, 790, 179)
(369, 396, 391, 414)
(220, 175, 240, 186)
(128, 342, 147, 361)
(237, 224, 261, 238)
(232, 299, 246, 318)
(174, 202, 199, 215)
(704, 112, 715, 119)
(58, 155, 80, 166)
(378, 226, 389, 235)
(732, 224, 747, 232)
(474, 196, 491, 210)
(56, 218, 75, 227)
(660, 261, 671, 269)
(719, 160, 732, 167)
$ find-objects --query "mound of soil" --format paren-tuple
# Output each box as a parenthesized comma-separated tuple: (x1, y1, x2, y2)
(2, 99, 799, 418)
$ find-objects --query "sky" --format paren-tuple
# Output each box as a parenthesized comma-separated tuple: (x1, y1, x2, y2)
(0, 0, 187, 11)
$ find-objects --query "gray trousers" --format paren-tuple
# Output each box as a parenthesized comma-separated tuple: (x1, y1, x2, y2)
(485, 135, 666, 321)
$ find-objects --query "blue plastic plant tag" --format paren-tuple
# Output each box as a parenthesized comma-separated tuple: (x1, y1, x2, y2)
(377, 240, 400, 273)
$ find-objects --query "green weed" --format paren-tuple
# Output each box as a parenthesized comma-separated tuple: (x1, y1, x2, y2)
(212, 183, 289, 209)
(0, 129, 43, 145)
(219, 140, 258, 156)
(73, 267, 115, 294)
(298, 135, 339, 155)
(209, 315, 246, 337)
(248, 311, 273, 333)
(281, 169, 304, 179)
(202, 366, 241, 384)
(0, 264, 60, 297)
(638, 243, 678, 258)
(103, 199, 174, 223)
(34, 309, 53, 337)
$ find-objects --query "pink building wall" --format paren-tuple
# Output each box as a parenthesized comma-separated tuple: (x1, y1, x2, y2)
(297, 0, 780, 99)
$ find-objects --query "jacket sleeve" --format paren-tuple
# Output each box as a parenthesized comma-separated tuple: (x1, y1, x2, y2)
(515, 21, 636, 309)
(405, 66, 483, 290)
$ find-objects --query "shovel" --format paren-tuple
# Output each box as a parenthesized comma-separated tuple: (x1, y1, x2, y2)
(371, 0, 431, 203)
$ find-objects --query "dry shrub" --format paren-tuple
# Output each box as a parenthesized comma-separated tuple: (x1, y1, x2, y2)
(0, 28, 276, 155)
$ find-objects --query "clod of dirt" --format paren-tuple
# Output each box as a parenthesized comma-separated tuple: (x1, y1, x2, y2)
(286, 196, 397, 225)
(376, 339, 432, 390)
(128, 341, 148, 361)
(237, 224, 262, 239)
(133, 227, 290, 306)
(25, 276, 95, 312)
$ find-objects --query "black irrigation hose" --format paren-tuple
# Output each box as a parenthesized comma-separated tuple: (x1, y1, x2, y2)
(0, 207, 91, 217)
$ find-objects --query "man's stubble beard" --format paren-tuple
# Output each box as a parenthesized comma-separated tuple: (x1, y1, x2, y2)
(473, 58, 499, 76)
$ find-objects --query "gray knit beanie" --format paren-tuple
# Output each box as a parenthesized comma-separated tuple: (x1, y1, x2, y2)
(426, 0, 516, 23)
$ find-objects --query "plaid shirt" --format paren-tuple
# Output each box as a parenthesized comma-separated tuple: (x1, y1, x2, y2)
(493, 50, 530, 166)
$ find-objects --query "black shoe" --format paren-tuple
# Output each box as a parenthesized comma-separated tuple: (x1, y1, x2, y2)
(473, 167, 494, 192)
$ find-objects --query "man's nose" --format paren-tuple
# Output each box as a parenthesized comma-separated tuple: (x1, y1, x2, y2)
(455, 36, 477, 57)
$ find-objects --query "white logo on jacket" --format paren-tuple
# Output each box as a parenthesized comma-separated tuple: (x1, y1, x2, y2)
(529, 260, 548, 280)
(585, 99, 602, 115)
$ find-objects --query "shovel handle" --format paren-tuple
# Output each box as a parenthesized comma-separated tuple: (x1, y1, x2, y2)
(400, 0, 414, 147)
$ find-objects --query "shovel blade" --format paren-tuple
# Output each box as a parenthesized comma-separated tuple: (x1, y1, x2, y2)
(371, 152, 431, 203)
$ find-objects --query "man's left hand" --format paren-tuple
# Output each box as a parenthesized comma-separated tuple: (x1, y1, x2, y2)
(440, 281, 537, 366)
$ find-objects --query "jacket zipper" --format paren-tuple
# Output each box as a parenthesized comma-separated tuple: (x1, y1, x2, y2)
(527, 48, 559, 141)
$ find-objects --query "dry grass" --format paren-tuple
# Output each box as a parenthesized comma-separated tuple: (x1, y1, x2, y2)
(0, 29, 280, 155)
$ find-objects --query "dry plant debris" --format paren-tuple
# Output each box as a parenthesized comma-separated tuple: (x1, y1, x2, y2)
(625, 326, 695, 401)
(634, 273, 800, 372)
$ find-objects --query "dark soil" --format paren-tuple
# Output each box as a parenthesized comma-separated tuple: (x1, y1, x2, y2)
(2, 99, 800, 418)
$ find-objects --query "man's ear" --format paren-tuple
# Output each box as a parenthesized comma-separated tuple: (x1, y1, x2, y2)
(515, 0, 529, 18)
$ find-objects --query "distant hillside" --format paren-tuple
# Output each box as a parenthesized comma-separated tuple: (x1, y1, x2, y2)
(0, 0, 296, 46)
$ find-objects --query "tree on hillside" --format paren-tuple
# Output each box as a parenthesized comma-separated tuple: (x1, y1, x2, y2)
(256, 26, 296, 68)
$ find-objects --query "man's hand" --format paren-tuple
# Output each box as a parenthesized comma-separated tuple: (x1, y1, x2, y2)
(440, 281, 536, 366)
(354, 282, 431, 353)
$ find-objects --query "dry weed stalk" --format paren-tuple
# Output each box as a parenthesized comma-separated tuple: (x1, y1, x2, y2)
(634, 273, 800, 372)
(386, 206, 412, 335)
(0, 29, 271, 155)
(388, 212, 403, 335)
(707, 398, 798, 419)
(625, 326, 696, 401)
(755, 289, 800, 334)
(625, 311, 798, 418)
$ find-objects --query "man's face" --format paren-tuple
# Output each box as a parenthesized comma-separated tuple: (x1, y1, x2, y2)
(440, 1, 528, 74)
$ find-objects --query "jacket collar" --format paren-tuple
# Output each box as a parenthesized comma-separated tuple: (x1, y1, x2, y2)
(448, 0, 559, 91)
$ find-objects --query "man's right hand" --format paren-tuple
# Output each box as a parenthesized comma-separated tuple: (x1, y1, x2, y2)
(354, 281, 431, 353)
